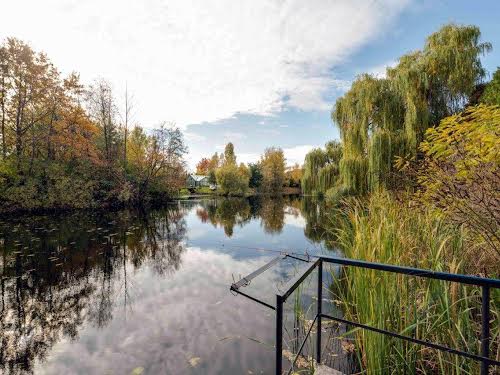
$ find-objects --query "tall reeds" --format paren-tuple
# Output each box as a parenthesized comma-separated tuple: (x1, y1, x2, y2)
(326, 192, 499, 374)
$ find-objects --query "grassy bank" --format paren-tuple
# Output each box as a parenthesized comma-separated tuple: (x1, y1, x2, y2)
(325, 192, 499, 374)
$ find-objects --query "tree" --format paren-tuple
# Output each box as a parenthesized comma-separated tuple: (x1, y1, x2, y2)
(196, 157, 211, 175)
(87, 79, 118, 161)
(302, 141, 342, 195)
(481, 67, 500, 106)
(141, 123, 187, 196)
(215, 143, 248, 195)
(0, 44, 9, 160)
(333, 24, 491, 194)
(0, 38, 59, 171)
(216, 164, 248, 195)
(208, 169, 217, 185)
(248, 163, 263, 188)
(285, 163, 303, 187)
(260, 147, 285, 193)
(223, 142, 236, 166)
(121, 84, 134, 167)
(417, 105, 500, 259)
(0, 37, 189, 211)
(209, 152, 220, 170)
(208, 152, 220, 184)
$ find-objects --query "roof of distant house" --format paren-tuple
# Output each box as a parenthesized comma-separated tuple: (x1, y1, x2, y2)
(188, 174, 208, 182)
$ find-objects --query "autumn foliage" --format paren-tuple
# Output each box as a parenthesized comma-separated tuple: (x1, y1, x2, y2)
(0, 38, 187, 211)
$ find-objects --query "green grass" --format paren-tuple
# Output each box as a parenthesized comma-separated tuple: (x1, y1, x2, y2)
(323, 191, 499, 374)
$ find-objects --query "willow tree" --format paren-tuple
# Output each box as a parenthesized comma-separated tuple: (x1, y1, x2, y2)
(333, 24, 491, 194)
(302, 141, 342, 195)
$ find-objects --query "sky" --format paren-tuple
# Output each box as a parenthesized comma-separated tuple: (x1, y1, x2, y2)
(1, 0, 500, 170)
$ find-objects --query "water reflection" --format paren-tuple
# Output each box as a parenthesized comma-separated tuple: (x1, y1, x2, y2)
(0, 204, 190, 374)
(0, 196, 339, 374)
(194, 196, 304, 237)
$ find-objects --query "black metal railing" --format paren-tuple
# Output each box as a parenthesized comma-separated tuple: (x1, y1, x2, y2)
(230, 254, 500, 375)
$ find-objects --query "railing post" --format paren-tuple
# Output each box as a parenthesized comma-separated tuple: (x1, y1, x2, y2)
(276, 294, 283, 375)
(481, 286, 490, 375)
(316, 259, 322, 364)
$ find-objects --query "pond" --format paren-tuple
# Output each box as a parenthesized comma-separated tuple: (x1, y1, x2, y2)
(0, 196, 355, 374)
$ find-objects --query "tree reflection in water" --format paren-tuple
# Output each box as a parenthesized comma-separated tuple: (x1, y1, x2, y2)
(195, 196, 303, 237)
(0, 195, 334, 374)
(0, 203, 190, 374)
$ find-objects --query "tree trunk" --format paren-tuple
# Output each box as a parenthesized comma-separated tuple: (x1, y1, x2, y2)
(0, 76, 6, 160)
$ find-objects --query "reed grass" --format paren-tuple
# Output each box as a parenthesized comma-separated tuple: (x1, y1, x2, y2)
(325, 191, 499, 374)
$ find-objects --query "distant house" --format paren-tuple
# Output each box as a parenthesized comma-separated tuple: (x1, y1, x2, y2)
(186, 174, 210, 188)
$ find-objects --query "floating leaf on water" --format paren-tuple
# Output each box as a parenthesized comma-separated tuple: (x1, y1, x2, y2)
(188, 357, 201, 368)
(130, 367, 144, 375)
(218, 336, 239, 342)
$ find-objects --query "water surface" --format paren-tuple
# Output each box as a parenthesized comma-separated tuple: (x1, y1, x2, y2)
(0, 196, 352, 374)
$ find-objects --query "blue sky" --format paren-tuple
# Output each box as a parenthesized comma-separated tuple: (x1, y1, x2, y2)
(184, 0, 500, 168)
(2, 0, 499, 169)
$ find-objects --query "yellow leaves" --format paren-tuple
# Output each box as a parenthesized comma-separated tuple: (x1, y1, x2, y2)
(188, 357, 201, 368)
(421, 105, 500, 172)
(130, 367, 144, 375)
(417, 105, 500, 256)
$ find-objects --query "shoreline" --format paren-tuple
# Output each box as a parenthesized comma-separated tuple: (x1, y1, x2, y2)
(0, 189, 303, 217)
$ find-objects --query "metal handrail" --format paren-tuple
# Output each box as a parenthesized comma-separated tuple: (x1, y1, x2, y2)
(272, 256, 499, 375)
(228, 254, 499, 374)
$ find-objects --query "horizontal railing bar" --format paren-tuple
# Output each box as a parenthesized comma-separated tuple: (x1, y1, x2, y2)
(319, 255, 500, 288)
(321, 313, 500, 366)
(231, 255, 286, 290)
(286, 253, 311, 263)
(230, 287, 276, 311)
(286, 314, 318, 375)
(279, 259, 320, 301)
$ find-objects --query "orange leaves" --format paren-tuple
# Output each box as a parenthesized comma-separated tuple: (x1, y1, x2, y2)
(51, 105, 101, 164)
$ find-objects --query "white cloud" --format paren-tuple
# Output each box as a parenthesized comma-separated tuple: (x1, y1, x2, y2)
(284, 213, 307, 228)
(366, 60, 398, 78)
(223, 131, 247, 141)
(237, 152, 261, 165)
(1, 1, 409, 128)
(184, 131, 206, 142)
(283, 144, 322, 166)
(258, 128, 281, 136)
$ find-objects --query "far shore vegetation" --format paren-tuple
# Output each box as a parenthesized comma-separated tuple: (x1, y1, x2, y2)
(0, 38, 300, 214)
(191, 143, 302, 197)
